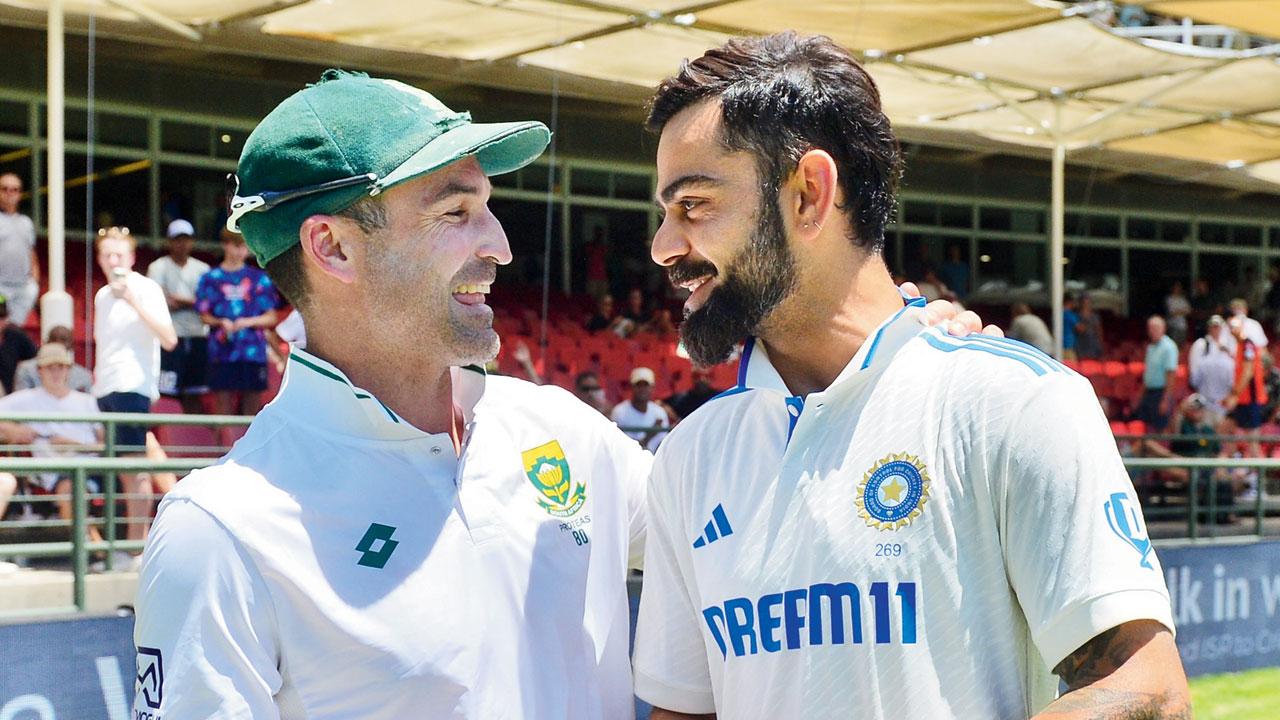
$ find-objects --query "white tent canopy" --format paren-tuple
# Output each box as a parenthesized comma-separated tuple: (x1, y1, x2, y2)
(5, 0, 1280, 351)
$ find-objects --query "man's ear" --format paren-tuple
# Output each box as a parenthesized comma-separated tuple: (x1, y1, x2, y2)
(789, 149, 839, 240)
(298, 215, 357, 285)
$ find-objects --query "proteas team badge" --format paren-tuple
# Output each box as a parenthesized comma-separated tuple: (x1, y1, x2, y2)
(521, 440, 586, 517)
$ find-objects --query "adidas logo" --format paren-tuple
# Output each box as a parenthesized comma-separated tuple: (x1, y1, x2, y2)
(692, 504, 734, 549)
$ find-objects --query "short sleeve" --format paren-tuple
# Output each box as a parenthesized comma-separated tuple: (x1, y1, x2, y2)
(133, 498, 283, 719)
(997, 374, 1175, 670)
(195, 273, 215, 314)
(632, 455, 717, 714)
(146, 258, 165, 285)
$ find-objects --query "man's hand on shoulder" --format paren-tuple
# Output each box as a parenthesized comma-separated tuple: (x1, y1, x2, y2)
(900, 281, 1003, 338)
(1035, 620, 1190, 719)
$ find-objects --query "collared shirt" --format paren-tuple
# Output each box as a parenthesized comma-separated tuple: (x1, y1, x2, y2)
(148, 254, 211, 339)
(634, 298, 1173, 719)
(133, 348, 651, 719)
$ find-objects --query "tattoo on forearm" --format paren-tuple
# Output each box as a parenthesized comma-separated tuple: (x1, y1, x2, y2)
(1044, 624, 1190, 719)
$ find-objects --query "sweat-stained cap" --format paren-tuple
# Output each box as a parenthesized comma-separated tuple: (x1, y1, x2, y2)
(230, 69, 551, 266)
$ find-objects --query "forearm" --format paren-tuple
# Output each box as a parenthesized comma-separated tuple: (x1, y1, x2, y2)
(240, 310, 279, 330)
(1031, 684, 1190, 719)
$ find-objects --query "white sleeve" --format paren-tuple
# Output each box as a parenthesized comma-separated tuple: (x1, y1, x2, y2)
(587, 404, 651, 570)
(133, 498, 283, 719)
(997, 373, 1175, 671)
(632, 451, 717, 714)
(145, 281, 175, 327)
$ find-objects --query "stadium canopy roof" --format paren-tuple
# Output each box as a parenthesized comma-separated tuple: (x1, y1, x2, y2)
(3, 0, 1280, 194)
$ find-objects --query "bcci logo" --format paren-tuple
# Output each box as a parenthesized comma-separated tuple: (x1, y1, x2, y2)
(856, 453, 931, 531)
(1104, 491, 1154, 570)
(522, 440, 585, 518)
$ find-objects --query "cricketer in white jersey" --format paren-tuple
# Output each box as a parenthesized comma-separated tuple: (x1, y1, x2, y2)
(634, 305, 1174, 718)
(637, 32, 1187, 720)
(134, 349, 650, 718)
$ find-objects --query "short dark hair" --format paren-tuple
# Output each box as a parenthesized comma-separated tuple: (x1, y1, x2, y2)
(647, 32, 901, 251)
(263, 196, 388, 312)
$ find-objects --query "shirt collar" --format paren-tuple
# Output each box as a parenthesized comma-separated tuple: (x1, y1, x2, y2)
(274, 347, 487, 442)
(738, 296, 927, 395)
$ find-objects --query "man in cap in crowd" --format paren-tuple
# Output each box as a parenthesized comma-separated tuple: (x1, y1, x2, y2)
(132, 69, 989, 719)
(0, 172, 40, 327)
(148, 218, 212, 414)
(13, 325, 93, 394)
(634, 32, 1187, 720)
(611, 366, 671, 451)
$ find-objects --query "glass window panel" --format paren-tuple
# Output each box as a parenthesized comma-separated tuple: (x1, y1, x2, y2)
(159, 164, 233, 241)
(1128, 217, 1156, 240)
(938, 203, 970, 229)
(1160, 220, 1189, 243)
(1200, 222, 1228, 245)
(900, 232, 950, 282)
(1129, 249, 1189, 322)
(1066, 213, 1119, 238)
(569, 206, 656, 299)
(1196, 252, 1248, 316)
(902, 201, 936, 226)
(972, 239, 1046, 311)
(1064, 244, 1122, 315)
(55, 108, 148, 149)
(52, 152, 150, 235)
(0, 144, 33, 182)
(571, 168, 610, 197)
(979, 207, 1011, 232)
(213, 127, 248, 161)
(492, 198, 562, 291)
(0, 100, 28, 135)
(162, 120, 211, 155)
(612, 171, 651, 201)
(1011, 209, 1044, 235)
(518, 162, 558, 192)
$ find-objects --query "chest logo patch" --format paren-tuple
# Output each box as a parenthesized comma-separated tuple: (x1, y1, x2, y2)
(855, 453, 931, 531)
(522, 440, 586, 517)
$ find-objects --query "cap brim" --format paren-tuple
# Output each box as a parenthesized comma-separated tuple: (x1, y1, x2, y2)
(377, 120, 551, 191)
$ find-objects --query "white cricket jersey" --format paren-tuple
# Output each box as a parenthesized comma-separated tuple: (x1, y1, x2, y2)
(133, 348, 651, 720)
(633, 299, 1174, 719)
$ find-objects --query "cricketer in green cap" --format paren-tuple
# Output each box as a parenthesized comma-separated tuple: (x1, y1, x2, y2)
(229, 69, 550, 266)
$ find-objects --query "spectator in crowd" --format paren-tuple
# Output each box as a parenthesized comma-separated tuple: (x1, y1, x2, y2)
(1006, 302, 1053, 354)
(1188, 315, 1235, 423)
(1262, 352, 1280, 424)
(0, 344, 106, 548)
(196, 230, 279, 446)
(619, 287, 652, 334)
(93, 226, 177, 548)
(509, 340, 542, 385)
(1074, 294, 1104, 360)
(1061, 293, 1080, 361)
(148, 218, 212, 414)
(1264, 264, 1280, 327)
(1226, 315, 1267, 440)
(14, 325, 92, 393)
(0, 297, 36, 394)
(1139, 393, 1234, 523)
(1164, 281, 1191, 345)
(585, 293, 626, 336)
(1136, 314, 1179, 431)
(0, 173, 40, 327)
(665, 366, 722, 421)
(939, 244, 968, 299)
(640, 307, 676, 337)
(1228, 297, 1268, 349)
(573, 370, 610, 416)
(583, 227, 611, 301)
(610, 366, 669, 451)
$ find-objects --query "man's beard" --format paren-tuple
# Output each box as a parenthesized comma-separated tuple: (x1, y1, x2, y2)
(672, 195, 798, 367)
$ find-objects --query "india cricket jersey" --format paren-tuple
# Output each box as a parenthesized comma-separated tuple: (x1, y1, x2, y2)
(133, 349, 651, 719)
(633, 299, 1174, 719)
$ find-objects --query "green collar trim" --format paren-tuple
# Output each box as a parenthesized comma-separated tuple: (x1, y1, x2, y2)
(290, 352, 401, 424)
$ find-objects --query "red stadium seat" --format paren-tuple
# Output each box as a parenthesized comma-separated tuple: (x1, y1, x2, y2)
(1127, 420, 1146, 436)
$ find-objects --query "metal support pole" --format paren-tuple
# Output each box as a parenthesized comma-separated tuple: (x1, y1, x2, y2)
(103, 418, 117, 565)
(72, 466, 87, 611)
(41, 0, 73, 337)
(1051, 141, 1066, 360)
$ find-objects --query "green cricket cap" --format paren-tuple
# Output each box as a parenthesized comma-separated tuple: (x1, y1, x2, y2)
(231, 69, 551, 265)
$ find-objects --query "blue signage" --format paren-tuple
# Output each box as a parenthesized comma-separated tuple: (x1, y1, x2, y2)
(1159, 540, 1280, 677)
(0, 615, 134, 720)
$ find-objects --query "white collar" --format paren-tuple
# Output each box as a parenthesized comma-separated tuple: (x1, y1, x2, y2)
(738, 296, 927, 396)
(275, 348, 487, 442)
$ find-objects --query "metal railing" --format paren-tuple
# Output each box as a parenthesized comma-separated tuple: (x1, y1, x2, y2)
(1, 420, 1278, 617)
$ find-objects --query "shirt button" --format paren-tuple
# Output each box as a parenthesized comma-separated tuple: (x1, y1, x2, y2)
(431, 446, 442, 455)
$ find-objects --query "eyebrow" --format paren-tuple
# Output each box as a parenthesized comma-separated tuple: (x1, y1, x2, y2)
(429, 181, 484, 205)
(655, 174, 722, 207)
